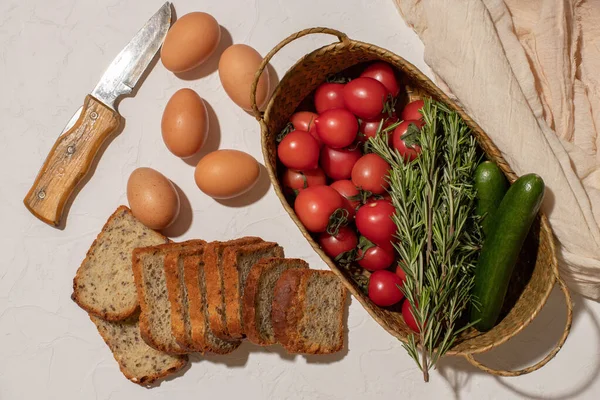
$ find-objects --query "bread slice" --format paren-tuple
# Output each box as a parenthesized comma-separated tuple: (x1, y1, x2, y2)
(164, 245, 205, 352)
(222, 242, 284, 339)
(243, 258, 308, 345)
(183, 252, 242, 354)
(272, 269, 347, 354)
(90, 311, 187, 386)
(204, 237, 263, 340)
(132, 240, 205, 354)
(72, 206, 169, 321)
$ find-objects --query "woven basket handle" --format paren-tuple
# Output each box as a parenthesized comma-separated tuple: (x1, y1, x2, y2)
(463, 275, 573, 376)
(250, 27, 349, 121)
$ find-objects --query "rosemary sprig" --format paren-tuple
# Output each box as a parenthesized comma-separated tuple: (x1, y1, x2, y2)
(369, 98, 482, 381)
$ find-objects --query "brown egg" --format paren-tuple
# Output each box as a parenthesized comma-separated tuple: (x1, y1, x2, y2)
(218, 44, 269, 111)
(161, 89, 208, 158)
(127, 168, 180, 230)
(161, 12, 221, 73)
(194, 150, 260, 199)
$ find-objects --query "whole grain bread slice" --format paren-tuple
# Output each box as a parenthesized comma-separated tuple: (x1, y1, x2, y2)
(90, 311, 187, 386)
(222, 242, 284, 339)
(184, 252, 241, 354)
(204, 237, 263, 340)
(243, 258, 308, 346)
(72, 206, 169, 321)
(164, 245, 205, 352)
(132, 240, 205, 354)
(273, 269, 347, 354)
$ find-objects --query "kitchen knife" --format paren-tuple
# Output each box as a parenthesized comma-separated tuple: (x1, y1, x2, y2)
(24, 2, 172, 228)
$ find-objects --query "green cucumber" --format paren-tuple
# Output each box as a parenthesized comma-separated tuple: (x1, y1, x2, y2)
(470, 173, 545, 331)
(474, 161, 508, 236)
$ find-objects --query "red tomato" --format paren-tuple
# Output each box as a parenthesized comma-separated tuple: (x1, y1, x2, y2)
(356, 200, 397, 247)
(400, 100, 424, 121)
(402, 300, 419, 333)
(357, 245, 395, 271)
(330, 180, 360, 219)
(290, 111, 320, 145)
(314, 82, 345, 113)
(343, 77, 388, 120)
(395, 264, 407, 281)
(278, 130, 320, 171)
(318, 226, 358, 259)
(351, 154, 390, 195)
(320, 146, 362, 180)
(368, 270, 405, 307)
(361, 62, 400, 97)
(282, 168, 327, 194)
(315, 109, 359, 149)
(294, 186, 344, 233)
(358, 117, 398, 143)
(392, 120, 424, 162)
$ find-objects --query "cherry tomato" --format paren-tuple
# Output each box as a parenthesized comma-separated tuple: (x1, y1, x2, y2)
(392, 120, 424, 162)
(294, 185, 344, 233)
(315, 109, 359, 149)
(351, 154, 390, 195)
(330, 180, 360, 219)
(368, 270, 405, 307)
(278, 130, 320, 171)
(358, 117, 398, 144)
(282, 168, 327, 194)
(318, 226, 358, 259)
(357, 244, 395, 271)
(400, 100, 424, 121)
(356, 200, 397, 247)
(361, 62, 400, 97)
(395, 264, 407, 281)
(402, 300, 419, 333)
(320, 146, 362, 180)
(290, 111, 320, 145)
(343, 77, 388, 120)
(314, 82, 345, 113)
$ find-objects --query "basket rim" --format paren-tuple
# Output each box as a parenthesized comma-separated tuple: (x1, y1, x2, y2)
(259, 34, 561, 356)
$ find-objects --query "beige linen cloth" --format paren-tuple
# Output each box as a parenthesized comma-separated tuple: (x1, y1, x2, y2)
(393, 0, 600, 300)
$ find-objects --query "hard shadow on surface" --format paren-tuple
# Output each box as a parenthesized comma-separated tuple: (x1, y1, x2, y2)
(437, 291, 596, 400)
(183, 100, 221, 167)
(161, 181, 192, 238)
(216, 163, 271, 208)
(175, 26, 233, 81)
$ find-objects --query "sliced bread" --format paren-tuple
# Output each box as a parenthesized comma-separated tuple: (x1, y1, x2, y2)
(90, 311, 187, 386)
(132, 240, 205, 354)
(222, 242, 284, 339)
(164, 245, 205, 352)
(204, 237, 263, 340)
(272, 269, 347, 354)
(72, 206, 169, 321)
(183, 252, 242, 354)
(243, 258, 308, 345)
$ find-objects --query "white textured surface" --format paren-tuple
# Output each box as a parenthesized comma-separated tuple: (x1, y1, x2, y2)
(1, 0, 600, 399)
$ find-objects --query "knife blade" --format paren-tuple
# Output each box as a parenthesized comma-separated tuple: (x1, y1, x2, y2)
(24, 2, 172, 228)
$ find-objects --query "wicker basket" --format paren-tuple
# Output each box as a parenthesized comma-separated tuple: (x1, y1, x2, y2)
(251, 28, 572, 376)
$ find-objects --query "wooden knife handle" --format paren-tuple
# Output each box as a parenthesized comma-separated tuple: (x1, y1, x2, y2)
(24, 95, 121, 227)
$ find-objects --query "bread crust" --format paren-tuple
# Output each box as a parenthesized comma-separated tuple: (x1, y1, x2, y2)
(90, 312, 187, 386)
(243, 258, 308, 346)
(223, 242, 284, 339)
(72, 206, 169, 321)
(271, 269, 307, 349)
(132, 240, 205, 354)
(204, 237, 263, 340)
